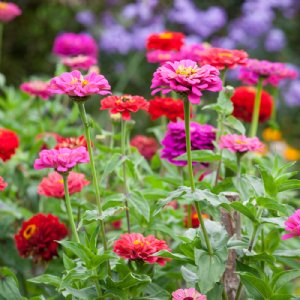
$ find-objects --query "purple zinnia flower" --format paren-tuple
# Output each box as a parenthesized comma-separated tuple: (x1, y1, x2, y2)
(161, 121, 216, 166)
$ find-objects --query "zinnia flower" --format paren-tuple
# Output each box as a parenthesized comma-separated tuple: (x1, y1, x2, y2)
(172, 288, 206, 300)
(284, 145, 300, 161)
(151, 59, 222, 104)
(49, 70, 111, 99)
(219, 134, 265, 153)
(34, 147, 89, 173)
(231, 86, 273, 123)
(0, 128, 19, 162)
(178, 44, 206, 61)
(184, 206, 209, 228)
(52, 33, 98, 57)
(0, 176, 7, 191)
(148, 97, 185, 122)
(35, 132, 63, 150)
(282, 209, 300, 240)
(0, 2, 21, 22)
(262, 128, 282, 142)
(20, 80, 52, 100)
(55, 135, 88, 150)
(62, 55, 97, 70)
(38, 171, 90, 199)
(146, 50, 180, 64)
(14, 213, 68, 261)
(113, 233, 171, 266)
(100, 94, 149, 120)
(146, 32, 185, 51)
(198, 47, 248, 70)
(130, 135, 159, 160)
(161, 121, 216, 166)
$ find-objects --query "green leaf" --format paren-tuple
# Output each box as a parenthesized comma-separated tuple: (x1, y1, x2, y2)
(82, 207, 124, 223)
(106, 273, 151, 289)
(174, 150, 221, 163)
(62, 286, 97, 299)
(100, 153, 127, 183)
(224, 115, 246, 135)
(269, 295, 293, 300)
(274, 249, 300, 258)
(256, 197, 288, 214)
(63, 254, 76, 270)
(153, 250, 191, 262)
(130, 191, 150, 222)
(203, 220, 228, 250)
(230, 202, 257, 222)
(278, 179, 300, 192)
(181, 265, 198, 283)
(0, 267, 22, 300)
(257, 165, 277, 196)
(260, 217, 285, 227)
(271, 270, 300, 292)
(28, 274, 60, 287)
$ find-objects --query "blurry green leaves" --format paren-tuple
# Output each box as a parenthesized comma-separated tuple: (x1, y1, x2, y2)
(0, 267, 22, 300)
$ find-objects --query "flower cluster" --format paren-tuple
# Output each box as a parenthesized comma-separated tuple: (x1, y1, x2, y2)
(0, 176, 7, 191)
(113, 233, 171, 266)
(146, 32, 185, 51)
(282, 209, 300, 240)
(55, 135, 88, 150)
(62, 55, 97, 71)
(20, 80, 52, 100)
(0, 2, 21, 22)
(15, 214, 68, 261)
(130, 135, 159, 160)
(0, 128, 19, 162)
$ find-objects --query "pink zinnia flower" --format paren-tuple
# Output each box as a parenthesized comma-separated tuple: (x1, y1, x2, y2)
(172, 288, 206, 300)
(282, 209, 300, 240)
(151, 59, 222, 104)
(38, 171, 90, 199)
(0, 176, 7, 191)
(20, 80, 52, 100)
(178, 44, 206, 61)
(49, 70, 111, 98)
(113, 233, 171, 266)
(0, 2, 21, 22)
(146, 50, 180, 64)
(219, 134, 264, 153)
(34, 147, 89, 173)
(53, 33, 98, 57)
(62, 55, 97, 70)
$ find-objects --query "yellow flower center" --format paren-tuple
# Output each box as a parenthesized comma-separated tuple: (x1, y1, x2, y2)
(57, 179, 64, 184)
(159, 32, 173, 39)
(133, 239, 143, 246)
(0, 3, 8, 9)
(176, 65, 197, 76)
(219, 52, 233, 58)
(235, 139, 248, 145)
(23, 224, 37, 240)
(81, 79, 89, 86)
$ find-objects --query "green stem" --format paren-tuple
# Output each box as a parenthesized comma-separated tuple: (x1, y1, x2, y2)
(234, 282, 243, 300)
(0, 23, 3, 69)
(249, 76, 264, 137)
(271, 86, 279, 124)
(222, 288, 229, 300)
(121, 119, 131, 233)
(183, 98, 213, 255)
(220, 69, 227, 86)
(110, 122, 115, 149)
(62, 173, 80, 243)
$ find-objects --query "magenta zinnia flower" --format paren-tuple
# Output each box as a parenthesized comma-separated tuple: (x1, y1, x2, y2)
(34, 147, 89, 173)
(282, 209, 300, 240)
(20, 80, 52, 100)
(49, 70, 111, 98)
(172, 288, 206, 300)
(62, 55, 97, 71)
(0, 176, 7, 191)
(219, 134, 264, 153)
(0, 2, 21, 22)
(151, 59, 222, 104)
(161, 121, 216, 166)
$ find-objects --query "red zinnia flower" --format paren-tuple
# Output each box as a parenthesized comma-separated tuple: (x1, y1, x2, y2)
(113, 233, 171, 266)
(0, 128, 19, 162)
(14, 213, 68, 261)
(130, 135, 159, 160)
(231, 86, 273, 123)
(184, 206, 209, 228)
(148, 97, 185, 121)
(0, 176, 7, 191)
(146, 32, 185, 51)
(198, 47, 248, 70)
(55, 135, 88, 150)
(100, 95, 149, 120)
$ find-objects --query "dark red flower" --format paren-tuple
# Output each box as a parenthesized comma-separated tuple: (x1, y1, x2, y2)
(231, 86, 273, 123)
(130, 135, 159, 160)
(0, 128, 19, 162)
(184, 206, 209, 228)
(100, 95, 149, 120)
(55, 135, 88, 150)
(0, 176, 7, 191)
(148, 97, 185, 122)
(113, 233, 171, 266)
(146, 32, 185, 51)
(112, 220, 122, 230)
(14, 213, 68, 262)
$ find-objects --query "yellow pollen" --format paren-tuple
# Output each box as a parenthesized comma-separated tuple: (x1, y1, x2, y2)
(235, 139, 248, 145)
(0, 3, 8, 9)
(81, 79, 89, 86)
(159, 32, 173, 39)
(219, 52, 233, 58)
(23, 224, 37, 240)
(176, 65, 197, 76)
(133, 240, 143, 246)
(57, 179, 64, 184)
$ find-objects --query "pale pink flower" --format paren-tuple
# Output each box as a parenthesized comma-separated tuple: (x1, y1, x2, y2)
(282, 209, 300, 240)
(0, 2, 21, 22)
(20, 80, 52, 100)
(151, 59, 222, 104)
(38, 171, 90, 199)
(62, 55, 97, 70)
(172, 288, 206, 300)
(0, 176, 7, 191)
(219, 134, 264, 153)
(146, 50, 180, 64)
(49, 70, 111, 98)
(34, 147, 89, 173)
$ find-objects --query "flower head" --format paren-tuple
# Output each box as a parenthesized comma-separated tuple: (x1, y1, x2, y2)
(262, 128, 282, 142)
(161, 121, 216, 166)
(148, 97, 185, 122)
(55, 135, 88, 150)
(146, 32, 185, 51)
(113, 233, 171, 266)
(62, 55, 97, 70)
(0, 2, 21, 22)
(184, 206, 209, 228)
(100, 94, 149, 120)
(53, 33, 98, 57)
(34, 147, 89, 173)
(178, 44, 207, 61)
(198, 47, 248, 70)
(49, 70, 111, 98)
(282, 209, 300, 240)
(219, 134, 265, 153)
(130, 135, 159, 160)
(284, 145, 300, 161)
(0, 128, 19, 162)
(20, 80, 52, 100)
(146, 50, 180, 64)
(231, 86, 273, 123)
(172, 288, 207, 300)
(0, 176, 7, 191)
(151, 59, 222, 104)
(14, 213, 68, 261)
(38, 171, 90, 199)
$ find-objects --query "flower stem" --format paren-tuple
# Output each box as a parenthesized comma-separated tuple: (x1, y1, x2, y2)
(0, 23, 3, 69)
(183, 98, 213, 255)
(271, 86, 279, 124)
(62, 173, 80, 243)
(249, 76, 264, 137)
(121, 119, 131, 233)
